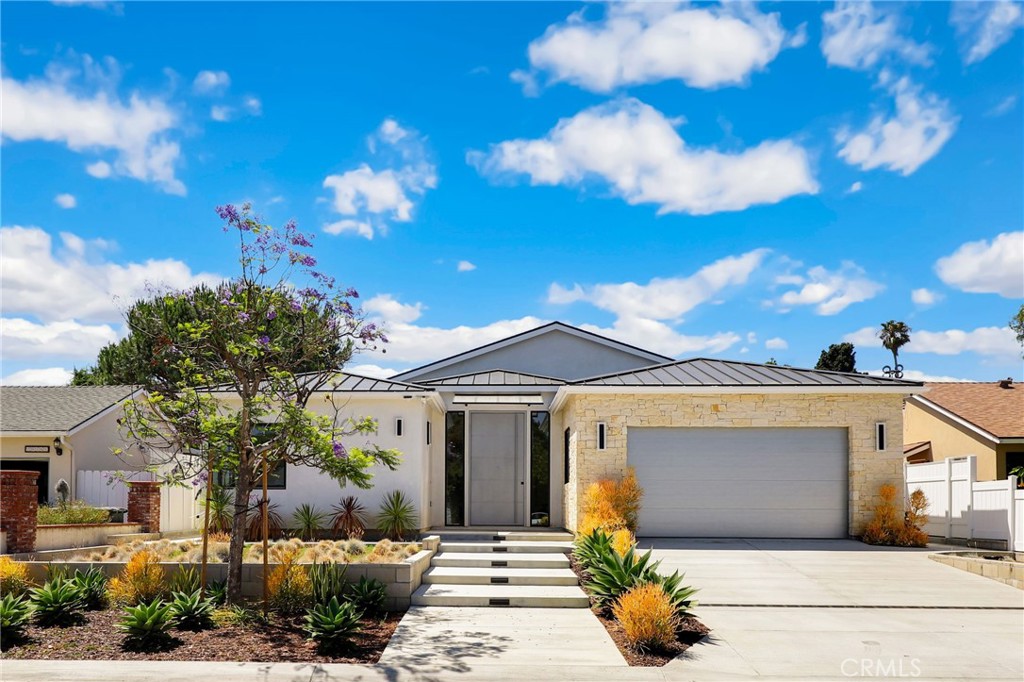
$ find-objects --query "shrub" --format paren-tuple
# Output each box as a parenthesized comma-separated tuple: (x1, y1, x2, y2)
(107, 549, 166, 606)
(246, 499, 285, 541)
(71, 568, 108, 610)
(613, 583, 680, 652)
(346, 576, 387, 615)
(267, 546, 311, 613)
(168, 565, 201, 596)
(377, 491, 417, 541)
(584, 546, 659, 609)
(610, 529, 635, 558)
(610, 468, 643, 533)
(0, 557, 32, 597)
(309, 561, 348, 607)
(292, 503, 328, 541)
(862, 484, 930, 548)
(572, 529, 614, 570)
(332, 496, 368, 539)
(201, 486, 235, 533)
(303, 596, 361, 645)
(579, 468, 644, 535)
(37, 500, 109, 525)
(345, 539, 367, 556)
(207, 579, 228, 606)
(0, 593, 33, 644)
(168, 590, 215, 630)
(29, 579, 84, 626)
(119, 599, 174, 642)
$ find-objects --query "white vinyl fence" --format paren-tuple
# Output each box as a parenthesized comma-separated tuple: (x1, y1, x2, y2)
(905, 456, 1023, 551)
(76, 470, 201, 533)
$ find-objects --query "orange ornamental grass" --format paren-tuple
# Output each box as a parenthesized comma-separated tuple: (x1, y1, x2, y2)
(579, 467, 644, 536)
(107, 549, 166, 606)
(862, 484, 929, 548)
(612, 582, 680, 652)
(610, 529, 635, 558)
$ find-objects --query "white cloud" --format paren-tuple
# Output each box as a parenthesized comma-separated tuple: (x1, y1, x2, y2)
(1, 55, 186, 194)
(54, 193, 77, 209)
(746, 332, 757, 345)
(362, 294, 424, 325)
(472, 98, 817, 216)
(868, 369, 973, 383)
(844, 325, 1020, 359)
(950, 0, 1023, 65)
(935, 231, 1024, 298)
(988, 94, 1018, 117)
(774, 261, 884, 315)
(0, 225, 221, 323)
(821, 1, 931, 70)
(322, 119, 437, 239)
(517, 3, 799, 93)
(457, 260, 477, 272)
(364, 315, 550, 366)
(579, 318, 741, 357)
(846, 181, 863, 194)
(549, 249, 768, 321)
(911, 288, 943, 306)
(1, 318, 119, 360)
(243, 96, 262, 116)
(0, 367, 74, 386)
(344, 364, 398, 379)
(86, 160, 112, 178)
(765, 337, 788, 350)
(836, 76, 957, 176)
(210, 105, 232, 122)
(192, 70, 230, 94)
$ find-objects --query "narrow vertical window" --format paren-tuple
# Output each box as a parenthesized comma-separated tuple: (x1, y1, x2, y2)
(426, 421, 432, 445)
(876, 423, 886, 451)
(530, 412, 551, 527)
(395, 418, 404, 437)
(597, 422, 607, 450)
(445, 412, 466, 526)
(563, 427, 571, 484)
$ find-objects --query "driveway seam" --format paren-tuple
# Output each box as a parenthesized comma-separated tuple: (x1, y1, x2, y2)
(700, 604, 1024, 610)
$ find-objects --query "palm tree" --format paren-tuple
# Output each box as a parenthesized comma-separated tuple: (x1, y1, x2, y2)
(878, 320, 911, 377)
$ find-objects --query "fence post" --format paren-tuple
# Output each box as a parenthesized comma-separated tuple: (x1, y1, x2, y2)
(967, 455, 977, 539)
(1008, 475, 1018, 551)
(944, 457, 953, 539)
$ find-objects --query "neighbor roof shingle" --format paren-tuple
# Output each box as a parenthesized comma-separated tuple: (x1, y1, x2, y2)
(0, 385, 136, 432)
(917, 382, 1024, 439)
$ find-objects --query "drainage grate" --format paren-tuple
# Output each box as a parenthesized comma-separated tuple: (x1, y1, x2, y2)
(491, 560, 508, 567)
(490, 577, 509, 584)
(489, 598, 511, 606)
(492, 546, 508, 553)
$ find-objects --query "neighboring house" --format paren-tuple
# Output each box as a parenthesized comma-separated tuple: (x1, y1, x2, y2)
(0, 322, 924, 538)
(0, 385, 141, 505)
(904, 380, 1024, 482)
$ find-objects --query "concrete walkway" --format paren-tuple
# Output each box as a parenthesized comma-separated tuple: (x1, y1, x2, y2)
(645, 539, 1024, 680)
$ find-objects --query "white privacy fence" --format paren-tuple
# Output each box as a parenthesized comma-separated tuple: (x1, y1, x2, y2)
(905, 456, 1023, 551)
(76, 470, 201, 533)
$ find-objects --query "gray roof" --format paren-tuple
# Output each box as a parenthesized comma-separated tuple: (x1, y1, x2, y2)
(0, 385, 136, 432)
(326, 373, 432, 392)
(420, 369, 567, 386)
(575, 358, 923, 387)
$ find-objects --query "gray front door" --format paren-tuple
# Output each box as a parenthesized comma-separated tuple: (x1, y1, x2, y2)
(469, 412, 524, 526)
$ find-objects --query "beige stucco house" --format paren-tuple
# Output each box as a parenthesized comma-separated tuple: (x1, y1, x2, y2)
(904, 380, 1024, 482)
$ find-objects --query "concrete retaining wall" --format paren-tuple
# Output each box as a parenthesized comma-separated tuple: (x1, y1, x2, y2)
(35, 523, 144, 551)
(930, 551, 1023, 590)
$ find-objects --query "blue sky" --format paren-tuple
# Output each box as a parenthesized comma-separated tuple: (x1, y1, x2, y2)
(2, 1, 1022, 385)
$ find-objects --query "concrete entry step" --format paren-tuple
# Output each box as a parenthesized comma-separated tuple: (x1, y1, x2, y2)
(431, 530, 575, 543)
(431, 552, 571, 568)
(438, 540, 573, 554)
(423, 566, 579, 586)
(411, 583, 590, 608)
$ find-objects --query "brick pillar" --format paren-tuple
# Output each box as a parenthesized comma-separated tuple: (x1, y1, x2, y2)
(1, 470, 40, 553)
(127, 481, 161, 533)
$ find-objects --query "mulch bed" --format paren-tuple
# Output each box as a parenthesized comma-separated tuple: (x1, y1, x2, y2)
(1, 608, 403, 663)
(569, 554, 710, 667)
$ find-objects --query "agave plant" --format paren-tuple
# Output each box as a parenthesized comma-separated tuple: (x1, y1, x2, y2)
(29, 579, 84, 626)
(168, 565, 201, 596)
(583, 546, 660, 609)
(0, 593, 33, 644)
(331, 496, 368, 539)
(572, 529, 614, 571)
(303, 596, 361, 645)
(206, 578, 227, 606)
(309, 561, 348, 608)
(346, 576, 387, 616)
(292, 503, 328, 541)
(70, 568, 108, 610)
(654, 570, 699, 618)
(376, 490, 417, 541)
(119, 599, 174, 641)
(168, 590, 215, 630)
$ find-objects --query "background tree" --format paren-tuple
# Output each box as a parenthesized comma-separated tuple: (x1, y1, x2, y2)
(815, 342, 857, 373)
(1011, 303, 1024, 357)
(878, 320, 911, 377)
(116, 204, 400, 602)
(764, 358, 778, 366)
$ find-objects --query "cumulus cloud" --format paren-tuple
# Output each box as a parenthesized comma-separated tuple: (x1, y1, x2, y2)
(844, 325, 1020, 359)
(935, 231, 1024, 298)
(472, 98, 817, 216)
(0, 367, 75, 386)
(846, 181, 863, 194)
(192, 70, 230, 94)
(578, 318, 741, 358)
(772, 261, 884, 315)
(950, 0, 1023, 65)
(210, 105, 232, 122)
(765, 337, 788, 350)
(323, 119, 437, 239)
(821, 1, 931, 70)
(1, 318, 119, 360)
(515, 3, 800, 93)
(0, 225, 221, 323)
(362, 294, 424, 325)
(344, 364, 399, 379)
(911, 288, 943, 306)
(457, 260, 477, 272)
(836, 76, 957, 176)
(869, 369, 973, 383)
(1, 55, 186, 194)
(54, 193, 77, 209)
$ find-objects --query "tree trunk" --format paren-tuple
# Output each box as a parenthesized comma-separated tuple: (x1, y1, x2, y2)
(227, 464, 253, 603)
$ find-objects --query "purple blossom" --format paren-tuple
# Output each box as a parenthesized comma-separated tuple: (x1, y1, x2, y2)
(289, 299, 302, 312)
(266, 308, 277, 321)
(237, 312, 250, 322)
(191, 471, 209, 487)
(300, 255, 317, 267)
(332, 440, 348, 459)
(257, 335, 271, 346)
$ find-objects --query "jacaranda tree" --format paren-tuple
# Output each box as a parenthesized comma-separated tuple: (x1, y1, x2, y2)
(116, 204, 400, 601)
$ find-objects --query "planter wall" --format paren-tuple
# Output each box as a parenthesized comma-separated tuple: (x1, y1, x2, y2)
(35, 523, 144, 552)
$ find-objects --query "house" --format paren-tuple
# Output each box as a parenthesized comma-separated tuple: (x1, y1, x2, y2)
(1, 322, 924, 538)
(0, 385, 141, 505)
(904, 380, 1024, 482)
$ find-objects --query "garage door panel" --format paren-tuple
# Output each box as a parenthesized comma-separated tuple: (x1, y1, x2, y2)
(628, 427, 848, 538)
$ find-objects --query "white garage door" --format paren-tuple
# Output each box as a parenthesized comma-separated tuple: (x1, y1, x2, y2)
(628, 427, 849, 538)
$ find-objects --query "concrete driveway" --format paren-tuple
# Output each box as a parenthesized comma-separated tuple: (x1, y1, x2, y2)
(643, 539, 1024, 680)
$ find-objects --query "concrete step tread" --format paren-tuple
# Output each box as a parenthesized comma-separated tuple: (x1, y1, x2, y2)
(438, 541, 573, 553)
(411, 583, 590, 608)
(432, 552, 571, 568)
(423, 566, 579, 585)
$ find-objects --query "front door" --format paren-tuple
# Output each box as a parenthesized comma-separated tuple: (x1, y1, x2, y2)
(469, 412, 524, 525)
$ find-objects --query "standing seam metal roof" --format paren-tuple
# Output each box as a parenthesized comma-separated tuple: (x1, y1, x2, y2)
(418, 369, 567, 386)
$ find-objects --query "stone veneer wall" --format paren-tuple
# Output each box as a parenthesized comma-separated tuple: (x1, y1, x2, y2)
(561, 392, 906, 536)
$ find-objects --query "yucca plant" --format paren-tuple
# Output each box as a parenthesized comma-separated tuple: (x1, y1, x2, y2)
(584, 547, 660, 609)
(292, 503, 328, 541)
(572, 529, 614, 570)
(245, 499, 285, 541)
(331, 496, 368, 539)
(303, 596, 361, 645)
(168, 565, 201, 596)
(376, 490, 417, 541)
(346, 576, 387, 616)
(119, 598, 174, 642)
(309, 561, 348, 608)
(29, 579, 84, 626)
(202, 486, 234, 533)
(71, 568, 108, 610)
(168, 590, 215, 630)
(0, 593, 33, 643)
